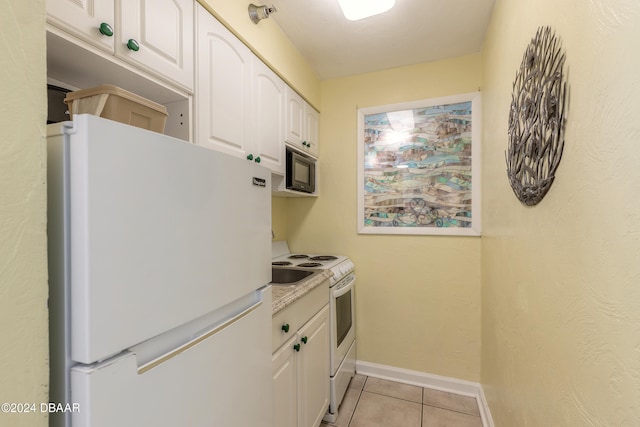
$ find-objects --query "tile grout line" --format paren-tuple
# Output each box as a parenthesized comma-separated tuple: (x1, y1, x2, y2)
(423, 402, 483, 418)
(356, 389, 424, 406)
(347, 376, 368, 427)
(420, 386, 424, 426)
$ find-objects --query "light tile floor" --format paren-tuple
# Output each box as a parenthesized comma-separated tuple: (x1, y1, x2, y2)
(322, 375, 483, 427)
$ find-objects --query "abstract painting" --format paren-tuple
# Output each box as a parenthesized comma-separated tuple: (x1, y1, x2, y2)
(357, 93, 481, 236)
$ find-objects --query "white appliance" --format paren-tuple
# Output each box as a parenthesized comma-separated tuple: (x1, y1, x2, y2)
(272, 242, 356, 423)
(47, 114, 273, 427)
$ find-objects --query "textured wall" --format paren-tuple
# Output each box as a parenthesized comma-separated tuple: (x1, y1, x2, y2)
(272, 197, 289, 241)
(481, 0, 640, 424)
(0, 1, 49, 426)
(284, 55, 483, 381)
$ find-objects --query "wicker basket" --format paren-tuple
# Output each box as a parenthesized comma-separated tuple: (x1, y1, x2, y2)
(64, 85, 167, 133)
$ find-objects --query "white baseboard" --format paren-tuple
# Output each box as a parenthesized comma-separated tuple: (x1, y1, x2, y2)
(356, 360, 494, 427)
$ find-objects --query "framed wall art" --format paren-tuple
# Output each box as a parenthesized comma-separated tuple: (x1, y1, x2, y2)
(357, 92, 481, 236)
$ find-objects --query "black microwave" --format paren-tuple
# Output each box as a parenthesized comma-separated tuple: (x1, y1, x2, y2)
(286, 147, 316, 193)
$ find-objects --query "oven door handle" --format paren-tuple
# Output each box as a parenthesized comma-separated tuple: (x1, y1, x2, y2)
(332, 275, 355, 298)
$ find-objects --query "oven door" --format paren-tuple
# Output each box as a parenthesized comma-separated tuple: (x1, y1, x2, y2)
(330, 273, 356, 375)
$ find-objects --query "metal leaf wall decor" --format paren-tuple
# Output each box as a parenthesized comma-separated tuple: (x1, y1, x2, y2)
(506, 26, 568, 206)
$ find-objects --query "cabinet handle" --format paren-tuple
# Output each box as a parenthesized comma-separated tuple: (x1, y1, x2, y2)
(246, 154, 254, 161)
(293, 343, 301, 352)
(254, 156, 261, 163)
(301, 336, 308, 344)
(281, 323, 290, 333)
(302, 141, 308, 147)
(98, 22, 114, 37)
(126, 38, 140, 52)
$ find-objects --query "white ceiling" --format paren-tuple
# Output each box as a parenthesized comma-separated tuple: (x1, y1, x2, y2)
(268, 0, 495, 80)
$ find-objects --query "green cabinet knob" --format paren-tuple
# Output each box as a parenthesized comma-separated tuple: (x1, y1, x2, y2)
(302, 141, 308, 147)
(254, 156, 261, 163)
(293, 343, 301, 352)
(301, 336, 308, 344)
(99, 22, 114, 37)
(281, 323, 290, 333)
(247, 154, 254, 161)
(126, 38, 140, 52)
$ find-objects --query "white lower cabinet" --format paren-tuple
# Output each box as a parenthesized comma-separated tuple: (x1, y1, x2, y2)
(273, 335, 298, 427)
(273, 304, 330, 427)
(297, 305, 330, 427)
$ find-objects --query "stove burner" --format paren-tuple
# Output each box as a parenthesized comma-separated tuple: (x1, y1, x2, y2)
(298, 262, 322, 268)
(288, 254, 309, 259)
(309, 255, 338, 261)
(272, 261, 293, 266)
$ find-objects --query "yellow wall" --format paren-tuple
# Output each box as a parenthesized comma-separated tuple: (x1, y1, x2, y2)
(283, 55, 483, 381)
(481, 0, 640, 425)
(0, 1, 49, 426)
(272, 197, 289, 241)
(197, 0, 321, 109)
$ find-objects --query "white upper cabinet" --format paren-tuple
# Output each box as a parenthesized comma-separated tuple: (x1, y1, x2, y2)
(285, 87, 305, 147)
(196, 5, 252, 159)
(252, 59, 286, 175)
(196, 5, 284, 174)
(304, 104, 319, 158)
(118, 0, 194, 91)
(46, 0, 194, 92)
(47, 0, 115, 53)
(285, 86, 319, 157)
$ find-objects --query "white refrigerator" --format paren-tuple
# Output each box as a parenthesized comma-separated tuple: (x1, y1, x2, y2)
(47, 114, 273, 427)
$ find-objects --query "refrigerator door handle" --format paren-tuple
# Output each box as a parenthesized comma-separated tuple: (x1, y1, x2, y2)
(137, 299, 263, 374)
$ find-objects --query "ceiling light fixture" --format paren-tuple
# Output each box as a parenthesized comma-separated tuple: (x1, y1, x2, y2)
(337, 0, 395, 21)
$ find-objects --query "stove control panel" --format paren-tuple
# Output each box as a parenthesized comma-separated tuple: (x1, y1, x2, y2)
(329, 259, 354, 285)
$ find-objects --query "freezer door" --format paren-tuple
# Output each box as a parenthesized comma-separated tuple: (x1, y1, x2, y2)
(64, 114, 271, 364)
(70, 288, 273, 427)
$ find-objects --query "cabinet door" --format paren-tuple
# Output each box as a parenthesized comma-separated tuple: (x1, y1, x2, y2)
(285, 86, 305, 149)
(253, 59, 285, 174)
(305, 104, 319, 157)
(272, 336, 298, 427)
(118, 0, 194, 91)
(46, 0, 115, 53)
(196, 5, 252, 158)
(298, 305, 330, 427)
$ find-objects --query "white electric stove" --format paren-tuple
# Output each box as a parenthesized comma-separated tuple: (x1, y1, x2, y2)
(272, 241, 354, 286)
